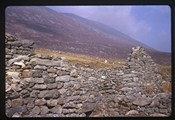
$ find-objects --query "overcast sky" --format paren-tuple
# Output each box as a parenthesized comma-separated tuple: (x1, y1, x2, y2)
(47, 6, 171, 52)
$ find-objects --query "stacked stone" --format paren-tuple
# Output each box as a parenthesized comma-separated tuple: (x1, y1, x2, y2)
(5, 34, 171, 117)
(127, 46, 157, 72)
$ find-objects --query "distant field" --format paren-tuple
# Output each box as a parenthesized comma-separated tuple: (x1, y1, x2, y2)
(35, 48, 126, 69)
(35, 48, 171, 77)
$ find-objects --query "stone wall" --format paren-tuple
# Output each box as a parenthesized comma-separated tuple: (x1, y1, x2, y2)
(5, 33, 171, 117)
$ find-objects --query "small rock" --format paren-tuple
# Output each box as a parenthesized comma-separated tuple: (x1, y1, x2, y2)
(88, 77, 97, 81)
(150, 98, 160, 107)
(120, 87, 132, 92)
(29, 78, 45, 84)
(125, 110, 139, 116)
(132, 97, 151, 106)
(27, 102, 35, 109)
(101, 76, 106, 79)
(38, 90, 61, 99)
(81, 102, 95, 113)
(30, 90, 40, 98)
(6, 71, 20, 79)
(13, 61, 25, 68)
(11, 98, 23, 107)
(6, 106, 27, 117)
(40, 106, 49, 115)
(55, 75, 70, 82)
(57, 82, 64, 89)
(57, 97, 65, 105)
(8, 55, 29, 65)
(6, 83, 12, 92)
(9, 91, 20, 99)
(122, 74, 136, 78)
(34, 65, 47, 70)
(33, 84, 47, 90)
(70, 69, 78, 78)
(30, 106, 40, 115)
(74, 83, 81, 90)
(150, 113, 167, 117)
(50, 105, 62, 114)
(47, 99, 58, 107)
(58, 88, 67, 95)
(47, 83, 57, 89)
(21, 69, 33, 78)
(12, 113, 21, 117)
(108, 109, 120, 116)
(47, 68, 57, 73)
(32, 70, 43, 78)
(35, 98, 47, 106)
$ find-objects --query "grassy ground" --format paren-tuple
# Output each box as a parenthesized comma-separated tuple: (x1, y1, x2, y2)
(35, 48, 171, 76)
(156, 64, 171, 78)
(35, 48, 126, 69)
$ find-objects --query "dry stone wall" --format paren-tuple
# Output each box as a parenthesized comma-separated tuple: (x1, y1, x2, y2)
(5, 33, 171, 117)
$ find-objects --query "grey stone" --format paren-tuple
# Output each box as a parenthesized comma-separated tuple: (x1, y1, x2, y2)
(34, 98, 47, 106)
(133, 97, 151, 106)
(12, 113, 21, 117)
(47, 83, 57, 89)
(40, 106, 49, 115)
(32, 70, 43, 78)
(8, 55, 29, 65)
(27, 102, 35, 109)
(70, 69, 78, 77)
(57, 82, 64, 89)
(21, 70, 33, 78)
(50, 105, 62, 114)
(30, 58, 61, 66)
(29, 78, 45, 83)
(120, 87, 132, 92)
(122, 74, 136, 78)
(47, 99, 58, 107)
(30, 106, 40, 115)
(81, 102, 95, 113)
(13, 61, 25, 68)
(6, 106, 27, 117)
(9, 91, 20, 99)
(125, 110, 139, 116)
(58, 88, 67, 95)
(6, 83, 12, 92)
(34, 65, 47, 70)
(21, 39, 34, 47)
(47, 68, 57, 73)
(150, 113, 167, 117)
(150, 98, 160, 107)
(64, 81, 74, 88)
(33, 84, 47, 90)
(30, 90, 40, 98)
(55, 75, 70, 82)
(38, 90, 60, 99)
(57, 97, 65, 105)
(11, 98, 23, 107)
(6, 71, 20, 79)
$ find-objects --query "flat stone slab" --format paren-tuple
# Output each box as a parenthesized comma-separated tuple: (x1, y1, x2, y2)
(132, 97, 151, 106)
(55, 75, 70, 82)
(38, 90, 61, 99)
(30, 58, 61, 66)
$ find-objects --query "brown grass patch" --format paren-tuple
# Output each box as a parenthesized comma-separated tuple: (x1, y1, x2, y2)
(161, 81, 171, 92)
(156, 64, 171, 77)
(35, 48, 126, 69)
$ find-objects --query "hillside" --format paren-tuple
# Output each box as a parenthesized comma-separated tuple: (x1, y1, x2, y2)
(5, 6, 171, 65)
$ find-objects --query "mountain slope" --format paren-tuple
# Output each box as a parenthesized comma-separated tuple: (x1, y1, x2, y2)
(5, 6, 171, 65)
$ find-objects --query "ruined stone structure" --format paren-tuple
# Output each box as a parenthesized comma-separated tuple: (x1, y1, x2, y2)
(5, 33, 171, 117)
